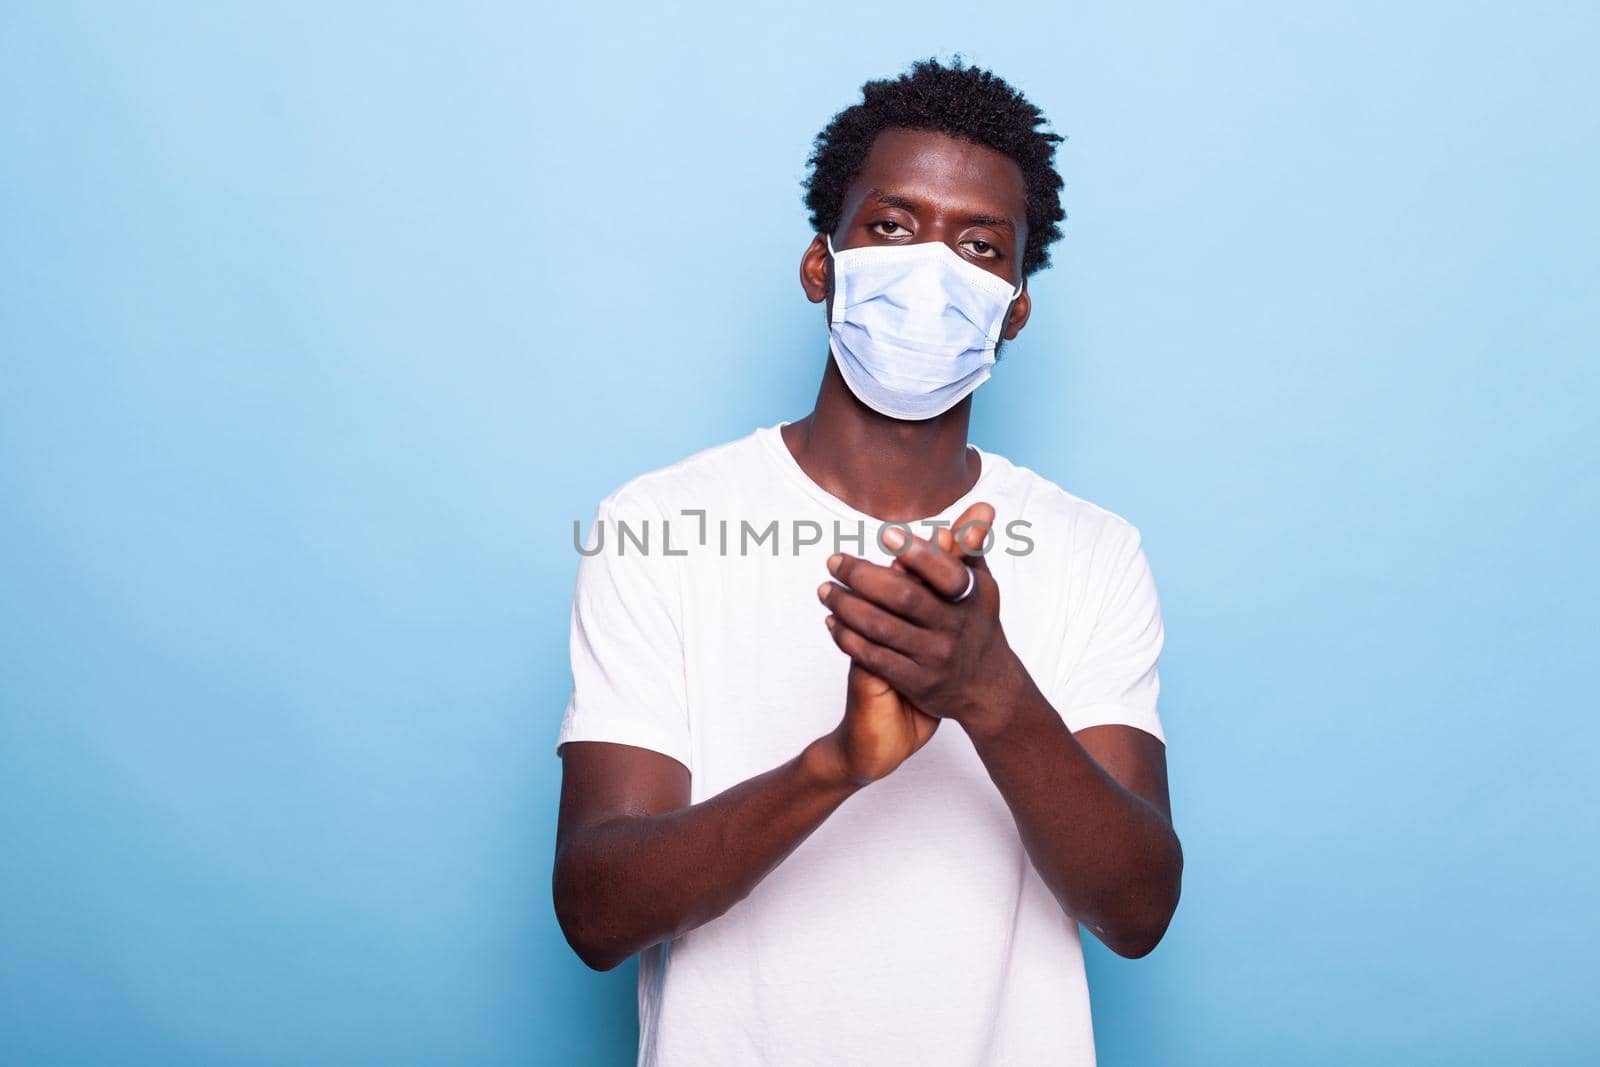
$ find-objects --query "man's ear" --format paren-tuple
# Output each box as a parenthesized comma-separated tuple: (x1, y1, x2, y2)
(1001, 283, 1032, 340)
(800, 234, 831, 304)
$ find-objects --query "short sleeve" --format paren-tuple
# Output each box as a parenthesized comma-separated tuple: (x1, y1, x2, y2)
(557, 491, 692, 771)
(1052, 526, 1166, 744)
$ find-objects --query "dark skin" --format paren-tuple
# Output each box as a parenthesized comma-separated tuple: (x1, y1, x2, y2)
(554, 128, 1182, 971)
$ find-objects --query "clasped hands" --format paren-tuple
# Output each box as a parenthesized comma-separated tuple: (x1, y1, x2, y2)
(814, 501, 1034, 785)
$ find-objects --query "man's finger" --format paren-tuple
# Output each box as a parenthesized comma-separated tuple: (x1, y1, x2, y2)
(827, 553, 949, 625)
(819, 581, 935, 659)
(889, 525, 954, 573)
(823, 616, 923, 692)
(949, 501, 997, 571)
(881, 528, 973, 600)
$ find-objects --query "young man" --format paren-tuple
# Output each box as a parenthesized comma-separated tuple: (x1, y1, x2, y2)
(554, 59, 1182, 1066)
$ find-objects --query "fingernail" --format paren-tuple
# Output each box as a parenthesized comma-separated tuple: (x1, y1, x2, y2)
(827, 553, 842, 574)
(817, 582, 831, 602)
(824, 616, 835, 630)
(882, 526, 906, 549)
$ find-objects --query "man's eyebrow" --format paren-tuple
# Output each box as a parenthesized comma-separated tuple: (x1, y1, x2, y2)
(867, 189, 923, 213)
(964, 212, 1016, 233)
(864, 189, 1017, 234)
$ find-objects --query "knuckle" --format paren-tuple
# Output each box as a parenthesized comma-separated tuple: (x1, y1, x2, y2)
(829, 622, 853, 651)
(942, 569, 968, 600)
(889, 581, 917, 614)
(859, 609, 890, 642)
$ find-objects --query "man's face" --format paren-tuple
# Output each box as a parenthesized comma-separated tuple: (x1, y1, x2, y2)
(801, 127, 1033, 342)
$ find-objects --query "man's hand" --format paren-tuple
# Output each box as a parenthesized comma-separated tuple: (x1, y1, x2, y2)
(811, 658, 940, 787)
(818, 503, 1034, 737)
(815, 501, 1183, 956)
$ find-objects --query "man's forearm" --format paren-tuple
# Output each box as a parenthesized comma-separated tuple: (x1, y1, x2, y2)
(965, 674, 1183, 958)
(554, 739, 859, 971)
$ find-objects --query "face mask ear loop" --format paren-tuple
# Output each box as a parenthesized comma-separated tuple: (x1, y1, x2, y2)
(986, 274, 1025, 345)
(825, 233, 846, 325)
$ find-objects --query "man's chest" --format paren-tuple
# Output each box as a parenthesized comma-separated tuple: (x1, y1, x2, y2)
(676, 546, 1082, 798)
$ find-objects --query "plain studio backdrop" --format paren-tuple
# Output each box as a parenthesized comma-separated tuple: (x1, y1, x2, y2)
(2, 3, 1597, 1064)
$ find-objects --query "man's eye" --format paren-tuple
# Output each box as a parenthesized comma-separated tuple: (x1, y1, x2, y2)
(873, 220, 906, 235)
(963, 239, 998, 259)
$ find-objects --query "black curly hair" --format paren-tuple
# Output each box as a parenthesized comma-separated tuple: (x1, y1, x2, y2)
(803, 58, 1066, 277)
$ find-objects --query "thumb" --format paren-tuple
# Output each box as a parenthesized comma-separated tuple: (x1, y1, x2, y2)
(847, 661, 895, 699)
(951, 502, 996, 568)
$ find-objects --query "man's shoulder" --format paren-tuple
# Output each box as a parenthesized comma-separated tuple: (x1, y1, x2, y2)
(593, 428, 769, 520)
(981, 448, 1144, 547)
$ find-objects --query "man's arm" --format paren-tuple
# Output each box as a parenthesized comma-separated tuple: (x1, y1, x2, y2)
(554, 651, 940, 970)
(963, 701, 1181, 958)
(818, 509, 1183, 958)
(554, 740, 855, 971)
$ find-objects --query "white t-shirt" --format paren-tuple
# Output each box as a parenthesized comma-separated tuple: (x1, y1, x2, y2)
(558, 423, 1166, 1067)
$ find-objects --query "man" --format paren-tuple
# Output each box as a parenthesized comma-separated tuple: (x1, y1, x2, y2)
(554, 58, 1181, 1066)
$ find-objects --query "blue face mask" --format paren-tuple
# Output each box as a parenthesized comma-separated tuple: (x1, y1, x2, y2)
(826, 234, 1023, 421)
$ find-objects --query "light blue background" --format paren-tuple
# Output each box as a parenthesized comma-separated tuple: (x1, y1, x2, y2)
(3, 2, 1596, 1064)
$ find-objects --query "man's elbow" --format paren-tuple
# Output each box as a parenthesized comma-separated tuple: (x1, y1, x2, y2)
(554, 893, 632, 972)
(553, 857, 632, 972)
(566, 931, 630, 972)
(1104, 908, 1175, 959)
(1102, 839, 1183, 959)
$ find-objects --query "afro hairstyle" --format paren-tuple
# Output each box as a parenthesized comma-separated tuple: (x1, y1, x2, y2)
(802, 57, 1066, 277)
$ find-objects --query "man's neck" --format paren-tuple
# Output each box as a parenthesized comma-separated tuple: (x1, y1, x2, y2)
(780, 358, 981, 523)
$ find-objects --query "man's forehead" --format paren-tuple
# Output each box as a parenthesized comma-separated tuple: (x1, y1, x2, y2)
(848, 128, 1028, 225)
